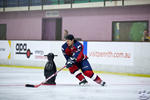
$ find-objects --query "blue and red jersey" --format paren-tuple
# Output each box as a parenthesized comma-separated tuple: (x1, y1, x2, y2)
(61, 40, 87, 62)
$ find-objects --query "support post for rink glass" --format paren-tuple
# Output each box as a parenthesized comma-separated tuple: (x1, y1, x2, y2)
(58, 0, 60, 4)
(122, 0, 124, 6)
(104, 0, 106, 7)
(3, 0, 6, 12)
(71, 0, 73, 8)
(41, 0, 44, 10)
(28, 0, 31, 11)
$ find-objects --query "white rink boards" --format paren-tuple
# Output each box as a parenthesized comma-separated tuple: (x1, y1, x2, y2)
(1, 40, 150, 75)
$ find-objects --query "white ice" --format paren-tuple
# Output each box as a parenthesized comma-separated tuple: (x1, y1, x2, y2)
(0, 66, 150, 100)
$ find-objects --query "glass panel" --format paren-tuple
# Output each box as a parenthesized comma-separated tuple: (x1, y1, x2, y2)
(19, 0, 29, 6)
(31, 0, 41, 6)
(44, 0, 54, 5)
(0, 0, 3, 8)
(63, 0, 71, 4)
(73, 0, 89, 4)
(7, 0, 18, 7)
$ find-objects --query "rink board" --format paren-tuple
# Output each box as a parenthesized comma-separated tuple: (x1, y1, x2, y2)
(0, 40, 150, 76)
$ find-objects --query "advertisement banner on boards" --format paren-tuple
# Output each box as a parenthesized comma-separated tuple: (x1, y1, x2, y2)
(13, 41, 65, 61)
(87, 42, 134, 65)
(0, 41, 11, 60)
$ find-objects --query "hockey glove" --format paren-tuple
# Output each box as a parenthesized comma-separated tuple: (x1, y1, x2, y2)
(66, 58, 76, 68)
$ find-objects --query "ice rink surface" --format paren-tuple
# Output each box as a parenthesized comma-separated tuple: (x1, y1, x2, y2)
(0, 66, 150, 100)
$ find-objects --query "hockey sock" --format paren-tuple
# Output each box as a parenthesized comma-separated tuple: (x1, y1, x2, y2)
(83, 71, 103, 84)
(74, 70, 85, 81)
(83, 71, 104, 85)
(92, 75, 102, 84)
(91, 74, 105, 86)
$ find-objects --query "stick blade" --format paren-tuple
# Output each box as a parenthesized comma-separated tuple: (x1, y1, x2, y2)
(25, 84, 35, 88)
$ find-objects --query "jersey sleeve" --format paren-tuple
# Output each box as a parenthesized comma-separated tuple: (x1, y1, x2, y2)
(61, 45, 69, 61)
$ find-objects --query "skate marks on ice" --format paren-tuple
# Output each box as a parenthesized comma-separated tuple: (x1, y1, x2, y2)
(0, 82, 149, 100)
(0, 67, 150, 100)
(0, 82, 150, 87)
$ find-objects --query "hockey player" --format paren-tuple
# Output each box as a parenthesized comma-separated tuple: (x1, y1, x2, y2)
(43, 53, 57, 85)
(61, 34, 106, 86)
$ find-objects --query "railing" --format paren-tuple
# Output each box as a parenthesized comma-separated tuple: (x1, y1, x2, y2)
(0, 0, 149, 12)
(0, 0, 113, 8)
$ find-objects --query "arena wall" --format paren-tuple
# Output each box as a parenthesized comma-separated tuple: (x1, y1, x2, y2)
(0, 5, 150, 40)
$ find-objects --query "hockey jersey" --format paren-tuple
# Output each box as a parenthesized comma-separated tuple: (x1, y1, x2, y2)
(62, 40, 87, 62)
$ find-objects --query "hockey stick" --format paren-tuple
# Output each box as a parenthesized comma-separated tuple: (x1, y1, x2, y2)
(25, 66, 66, 88)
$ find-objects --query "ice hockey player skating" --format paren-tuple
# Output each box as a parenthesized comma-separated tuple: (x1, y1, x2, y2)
(43, 53, 57, 85)
(62, 34, 106, 86)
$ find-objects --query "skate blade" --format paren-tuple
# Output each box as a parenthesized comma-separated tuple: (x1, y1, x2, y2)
(79, 83, 89, 86)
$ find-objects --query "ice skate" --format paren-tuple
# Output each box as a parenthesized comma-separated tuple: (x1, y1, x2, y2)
(100, 81, 106, 86)
(79, 79, 88, 86)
